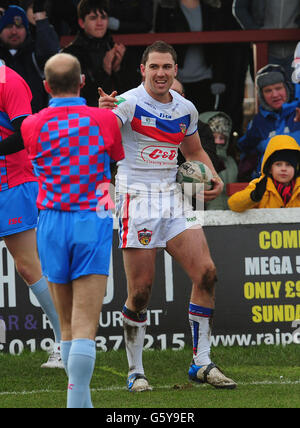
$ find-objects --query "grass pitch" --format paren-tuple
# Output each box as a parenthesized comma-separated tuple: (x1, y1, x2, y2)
(0, 345, 299, 409)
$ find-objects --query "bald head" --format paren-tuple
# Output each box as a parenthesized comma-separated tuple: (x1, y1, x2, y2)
(44, 53, 83, 96)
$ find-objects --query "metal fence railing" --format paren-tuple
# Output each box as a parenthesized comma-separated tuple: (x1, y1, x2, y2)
(61, 28, 300, 74)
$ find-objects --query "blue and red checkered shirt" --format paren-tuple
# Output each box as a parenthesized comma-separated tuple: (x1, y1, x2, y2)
(0, 63, 36, 192)
(21, 97, 123, 211)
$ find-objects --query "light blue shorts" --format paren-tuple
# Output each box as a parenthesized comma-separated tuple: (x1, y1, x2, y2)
(37, 209, 113, 284)
(0, 182, 38, 237)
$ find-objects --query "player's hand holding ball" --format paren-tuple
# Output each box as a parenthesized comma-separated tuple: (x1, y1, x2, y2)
(204, 174, 224, 202)
(176, 160, 223, 202)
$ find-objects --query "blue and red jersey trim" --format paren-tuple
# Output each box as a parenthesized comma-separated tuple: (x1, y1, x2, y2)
(131, 105, 191, 145)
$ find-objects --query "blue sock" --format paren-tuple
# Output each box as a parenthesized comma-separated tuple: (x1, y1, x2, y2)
(67, 339, 96, 409)
(29, 277, 61, 343)
(61, 340, 93, 409)
(61, 340, 72, 374)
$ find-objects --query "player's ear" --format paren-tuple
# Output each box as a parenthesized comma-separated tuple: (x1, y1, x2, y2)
(80, 74, 86, 88)
(174, 64, 178, 77)
(140, 64, 146, 80)
(43, 80, 52, 95)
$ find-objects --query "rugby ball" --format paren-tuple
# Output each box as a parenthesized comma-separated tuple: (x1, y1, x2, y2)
(176, 161, 214, 194)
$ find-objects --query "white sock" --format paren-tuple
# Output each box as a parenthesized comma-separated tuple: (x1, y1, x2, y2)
(189, 302, 214, 367)
(122, 305, 147, 376)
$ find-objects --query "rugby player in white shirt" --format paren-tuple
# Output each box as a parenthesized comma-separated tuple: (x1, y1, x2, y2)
(99, 41, 237, 391)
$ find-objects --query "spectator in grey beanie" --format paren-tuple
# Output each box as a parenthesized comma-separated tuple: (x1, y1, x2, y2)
(255, 64, 295, 112)
(0, 3, 60, 112)
(237, 64, 300, 181)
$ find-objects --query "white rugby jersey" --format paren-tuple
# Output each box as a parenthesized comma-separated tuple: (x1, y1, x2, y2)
(113, 84, 199, 187)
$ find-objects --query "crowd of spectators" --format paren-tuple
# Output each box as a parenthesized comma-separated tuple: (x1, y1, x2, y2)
(0, 0, 299, 210)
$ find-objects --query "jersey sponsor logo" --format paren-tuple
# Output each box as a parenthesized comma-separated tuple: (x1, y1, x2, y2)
(160, 113, 172, 119)
(115, 96, 127, 106)
(141, 116, 156, 128)
(138, 228, 153, 246)
(141, 145, 177, 165)
(8, 217, 22, 225)
(186, 216, 197, 223)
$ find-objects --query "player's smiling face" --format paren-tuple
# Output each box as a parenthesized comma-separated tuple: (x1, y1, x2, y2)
(141, 52, 178, 103)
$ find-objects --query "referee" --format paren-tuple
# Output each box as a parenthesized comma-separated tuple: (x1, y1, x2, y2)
(21, 53, 124, 408)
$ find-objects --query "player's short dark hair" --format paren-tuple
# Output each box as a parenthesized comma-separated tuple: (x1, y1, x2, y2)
(141, 41, 178, 66)
(77, 0, 109, 20)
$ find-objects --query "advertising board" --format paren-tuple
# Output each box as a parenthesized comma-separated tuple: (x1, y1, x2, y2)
(0, 209, 299, 354)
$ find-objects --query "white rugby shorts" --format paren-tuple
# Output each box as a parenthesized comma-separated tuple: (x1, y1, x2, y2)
(116, 183, 203, 249)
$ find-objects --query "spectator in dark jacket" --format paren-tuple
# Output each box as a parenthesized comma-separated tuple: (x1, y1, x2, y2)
(46, 0, 78, 36)
(155, 0, 226, 114)
(63, 0, 127, 107)
(171, 78, 225, 174)
(0, 3, 60, 112)
(212, 0, 250, 138)
(0, 0, 20, 12)
(233, 0, 300, 77)
(107, 0, 153, 89)
(20, 0, 78, 37)
(0, 0, 20, 11)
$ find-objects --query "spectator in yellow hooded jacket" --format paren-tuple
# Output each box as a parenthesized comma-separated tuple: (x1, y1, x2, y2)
(228, 135, 300, 212)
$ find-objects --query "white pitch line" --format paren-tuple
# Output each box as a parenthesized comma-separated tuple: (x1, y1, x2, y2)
(0, 381, 299, 396)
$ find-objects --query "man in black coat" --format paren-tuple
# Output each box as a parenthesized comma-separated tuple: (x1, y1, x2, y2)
(107, 0, 154, 89)
(63, 0, 127, 107)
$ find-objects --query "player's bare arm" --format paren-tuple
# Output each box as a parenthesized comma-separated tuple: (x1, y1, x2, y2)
(180, 132, 224, 201)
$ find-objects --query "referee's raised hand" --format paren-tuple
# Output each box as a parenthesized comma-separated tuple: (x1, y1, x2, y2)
(98, 87, 118, 110)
